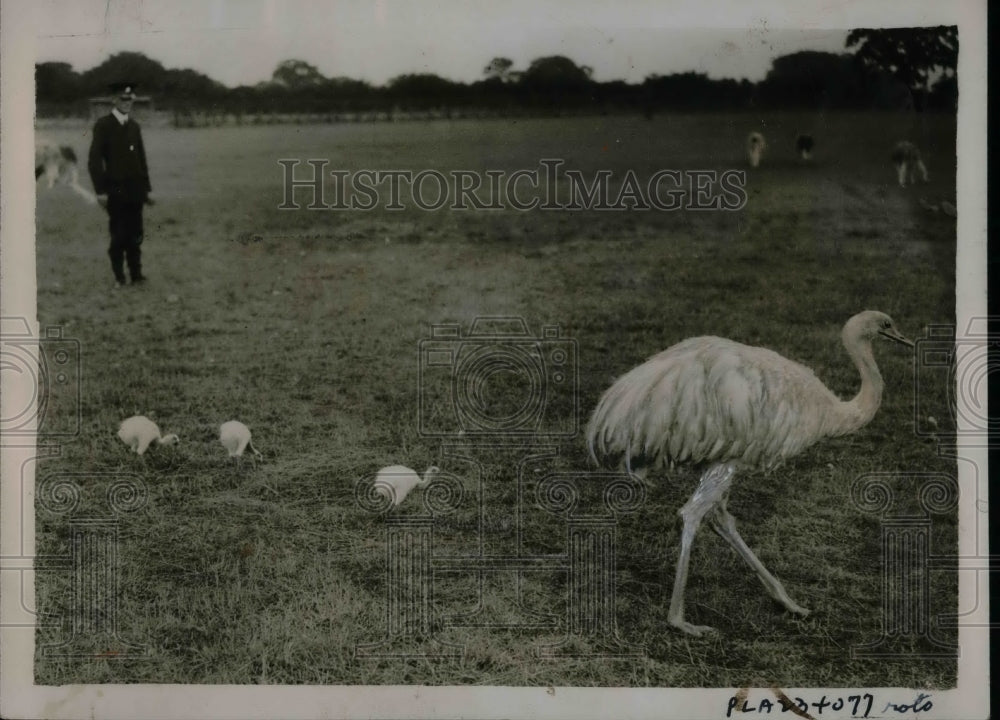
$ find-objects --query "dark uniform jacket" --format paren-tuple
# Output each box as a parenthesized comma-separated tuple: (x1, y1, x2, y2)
(88, 114, 151, 203)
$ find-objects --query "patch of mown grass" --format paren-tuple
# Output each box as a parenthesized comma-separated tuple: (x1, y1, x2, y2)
(33, 112, 957, 687)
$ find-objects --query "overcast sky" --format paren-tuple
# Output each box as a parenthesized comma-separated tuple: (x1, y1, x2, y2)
(28, 0, 869, 87)
(32, 0, 968, 88)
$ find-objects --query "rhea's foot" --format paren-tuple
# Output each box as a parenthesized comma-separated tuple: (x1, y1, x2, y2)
(786, 603, 810, 617)
(774, 594, 810, 617)
(669, 617, 717, 637)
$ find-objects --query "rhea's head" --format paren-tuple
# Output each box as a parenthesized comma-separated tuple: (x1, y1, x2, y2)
(842, 311, 914, 349)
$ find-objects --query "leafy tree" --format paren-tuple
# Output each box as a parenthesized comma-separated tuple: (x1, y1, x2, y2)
(520, 56, 593, 88)
(80, 51, 169, 95)
(642, 72, 753, 112)
(325, 77, 376, 112)
(756, 52, 870, 109)
(162, 68, 227, 102)
(387, 73, 461, 110)
(927, 74, 958, 112)
(35, 62, 83, 103)
(518, 56, 594, 111)
(483, 57, 514, 83)
(271, 59, 326, 89)
(846, 26, 958, 110)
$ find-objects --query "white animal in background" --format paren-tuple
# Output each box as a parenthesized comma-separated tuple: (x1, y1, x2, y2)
(746, 131, 766, 168)
(586, 311, 914, 636)
(373, 465, 441, 507)
(795, 134, 815, 161)
(219, 420, 263, 464)
(35, 141, 97, 204)
(118, 415, 180, 455)
(890, 141, 929, 187)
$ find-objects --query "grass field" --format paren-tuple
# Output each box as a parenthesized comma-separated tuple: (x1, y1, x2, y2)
(32, 112, 958, 687)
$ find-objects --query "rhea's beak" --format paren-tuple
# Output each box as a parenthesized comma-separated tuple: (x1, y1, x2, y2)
(879, 328, 915, 348)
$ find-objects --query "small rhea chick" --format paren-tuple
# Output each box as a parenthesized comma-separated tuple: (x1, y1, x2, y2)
(374, 465, 440, 507)
(118, 415, 179, 455)
(219, 420, 262, 465)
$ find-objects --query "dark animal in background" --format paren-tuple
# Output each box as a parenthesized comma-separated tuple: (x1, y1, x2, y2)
(795, 134, 815, 161)
(746, 131, 766, 168)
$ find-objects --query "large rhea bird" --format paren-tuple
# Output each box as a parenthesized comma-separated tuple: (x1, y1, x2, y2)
(587, 311, 913, 635)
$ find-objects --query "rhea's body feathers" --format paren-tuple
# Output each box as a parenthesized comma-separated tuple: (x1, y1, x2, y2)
(587, 311, 908, 474)
(591, 338, 837, 472)
(118, 415, 179, 455)
(374, 465, 440, 507)
(219, 420, 262, 459)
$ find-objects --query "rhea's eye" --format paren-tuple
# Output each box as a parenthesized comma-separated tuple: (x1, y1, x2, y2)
(881, 320, 891, 329)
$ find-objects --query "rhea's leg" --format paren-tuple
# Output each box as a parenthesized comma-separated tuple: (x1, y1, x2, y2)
(668, 463, 736, 636)
(709, 501, 809, 616)
(896, 162, 907, 187)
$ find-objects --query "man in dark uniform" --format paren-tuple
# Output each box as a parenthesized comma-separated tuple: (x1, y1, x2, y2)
(88, 82, 153, 287)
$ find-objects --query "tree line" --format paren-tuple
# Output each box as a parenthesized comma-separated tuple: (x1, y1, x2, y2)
(36, 27, 957, 120)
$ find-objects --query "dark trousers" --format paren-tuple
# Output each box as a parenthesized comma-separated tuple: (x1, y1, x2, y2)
(107, 197, 144, 282)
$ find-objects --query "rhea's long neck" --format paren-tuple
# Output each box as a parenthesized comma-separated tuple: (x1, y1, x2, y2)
(829, 339, 884, 436)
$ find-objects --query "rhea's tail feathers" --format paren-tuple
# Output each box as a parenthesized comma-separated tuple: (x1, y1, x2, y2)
(586, 383, 636, 471)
